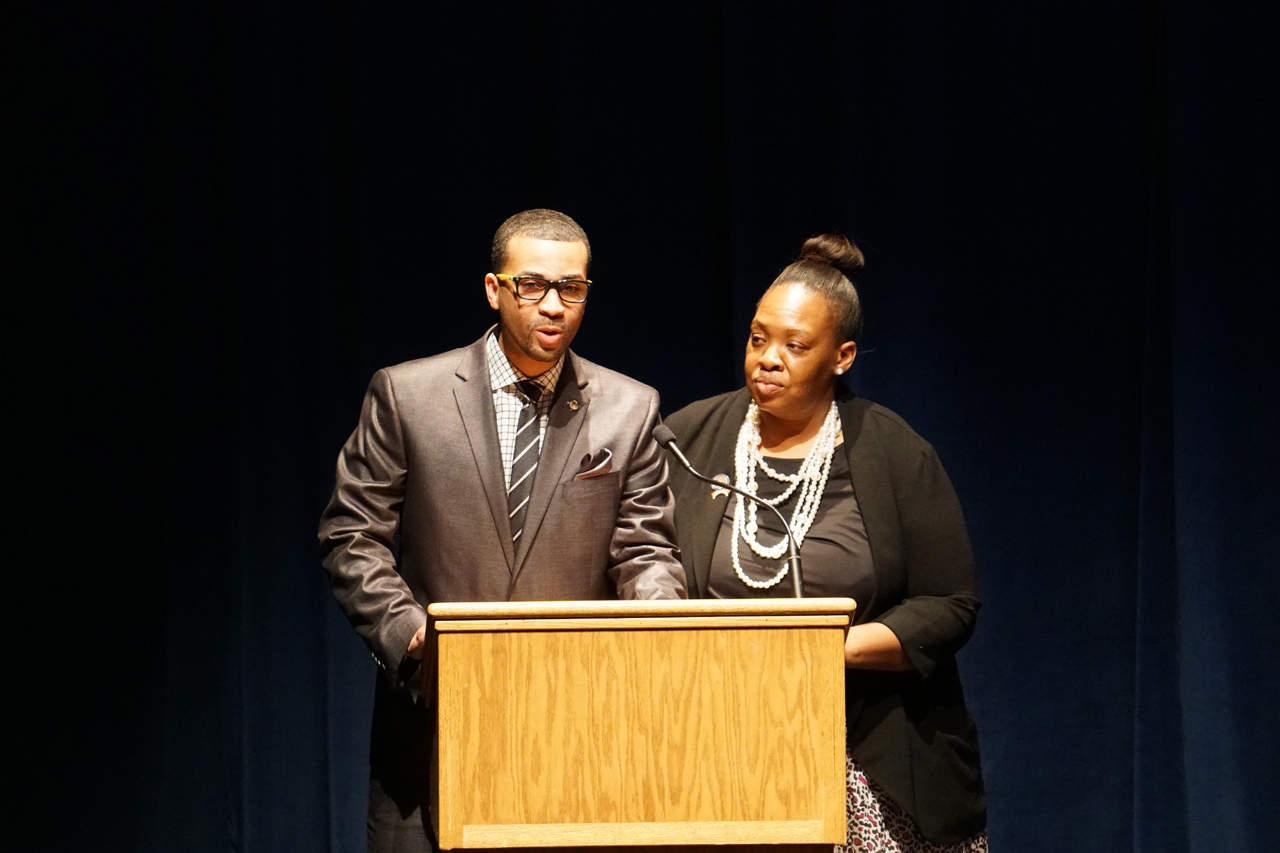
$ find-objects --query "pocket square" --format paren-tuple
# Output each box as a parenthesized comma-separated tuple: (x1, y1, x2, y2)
(574, 448, 613, 481)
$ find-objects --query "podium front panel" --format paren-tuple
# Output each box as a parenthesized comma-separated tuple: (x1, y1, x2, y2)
(432, 600, 853, 849)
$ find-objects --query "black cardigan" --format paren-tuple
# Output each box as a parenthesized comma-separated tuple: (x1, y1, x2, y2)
(664, 388, 987, 845)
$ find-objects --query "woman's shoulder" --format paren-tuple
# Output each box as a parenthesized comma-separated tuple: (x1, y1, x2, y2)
(664, 388, 750, 438)
(838, 392, 935, 456)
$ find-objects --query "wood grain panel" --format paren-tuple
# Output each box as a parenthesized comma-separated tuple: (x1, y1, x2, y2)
(462, 819, 826, 846)
(436, 622, 847, 848)
(458, 840, 829, 845)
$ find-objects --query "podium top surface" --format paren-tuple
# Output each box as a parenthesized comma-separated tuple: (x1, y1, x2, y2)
(427, 597, 856, 621)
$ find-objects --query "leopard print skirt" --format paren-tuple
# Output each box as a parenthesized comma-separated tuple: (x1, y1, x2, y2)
(836, 753, 988, 853)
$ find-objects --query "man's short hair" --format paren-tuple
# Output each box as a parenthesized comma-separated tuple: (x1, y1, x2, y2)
(491, 209, 592, 272)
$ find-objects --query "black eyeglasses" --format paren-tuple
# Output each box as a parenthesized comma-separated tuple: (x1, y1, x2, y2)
(495, 274, 592, 304)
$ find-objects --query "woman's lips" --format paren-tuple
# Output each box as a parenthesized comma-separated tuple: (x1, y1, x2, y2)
(752, 376, 784, 396)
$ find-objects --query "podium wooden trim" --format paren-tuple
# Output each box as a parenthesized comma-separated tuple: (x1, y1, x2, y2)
(428, 597, 855, 850)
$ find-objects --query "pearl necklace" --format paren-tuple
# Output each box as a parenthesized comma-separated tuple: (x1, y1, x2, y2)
(731, 400, 841, 589)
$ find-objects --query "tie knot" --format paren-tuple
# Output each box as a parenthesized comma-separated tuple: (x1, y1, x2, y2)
(515, 380, 543, 405)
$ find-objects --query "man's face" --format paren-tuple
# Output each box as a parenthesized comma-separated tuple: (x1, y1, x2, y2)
(484, 236, 589, 376)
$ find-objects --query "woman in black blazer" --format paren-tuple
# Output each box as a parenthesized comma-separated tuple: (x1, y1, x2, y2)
(664, 235, 987, 852)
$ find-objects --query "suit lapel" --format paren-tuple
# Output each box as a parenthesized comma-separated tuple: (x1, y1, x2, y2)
(453, 337, 515, 572)
(686, 390, 750, 599)
(510, 354, 588, 578)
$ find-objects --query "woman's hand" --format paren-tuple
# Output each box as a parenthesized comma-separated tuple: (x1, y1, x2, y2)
(844, 622, 915, 671)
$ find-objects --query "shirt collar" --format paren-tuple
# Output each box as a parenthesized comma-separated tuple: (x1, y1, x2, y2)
(485, 329, 564, 396)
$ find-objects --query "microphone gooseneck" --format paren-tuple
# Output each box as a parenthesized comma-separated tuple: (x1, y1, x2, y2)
(653, 425, 803, 598)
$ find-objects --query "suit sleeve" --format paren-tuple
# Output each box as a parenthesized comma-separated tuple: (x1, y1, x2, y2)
(874, 443, 980, 679)
(318, 369, 428, 679)
(608, 391, 688, 600)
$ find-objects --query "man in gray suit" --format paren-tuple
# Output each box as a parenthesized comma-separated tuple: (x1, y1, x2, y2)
(319, 209, 686, 852)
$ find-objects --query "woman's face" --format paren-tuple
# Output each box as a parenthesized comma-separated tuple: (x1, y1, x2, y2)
(744, 283, 856, 424)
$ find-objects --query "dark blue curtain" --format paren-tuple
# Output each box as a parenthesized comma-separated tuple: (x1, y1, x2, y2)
(15, 2, 1278, 851)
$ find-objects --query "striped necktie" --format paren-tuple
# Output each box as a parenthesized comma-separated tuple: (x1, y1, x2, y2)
(507, 380, 544, 546)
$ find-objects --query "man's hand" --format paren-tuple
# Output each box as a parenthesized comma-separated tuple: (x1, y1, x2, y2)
(405, 621, 428, 660)
(404, 620, 435, 704)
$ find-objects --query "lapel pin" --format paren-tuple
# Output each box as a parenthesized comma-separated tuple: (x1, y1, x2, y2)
(711, 473, 731, 499)
(568, 399, 580, 411)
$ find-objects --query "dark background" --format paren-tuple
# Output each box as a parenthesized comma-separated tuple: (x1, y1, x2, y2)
(13, 2, 1279, 851)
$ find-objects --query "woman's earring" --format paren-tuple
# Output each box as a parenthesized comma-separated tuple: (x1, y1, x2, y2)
(835, 367, 844, 375)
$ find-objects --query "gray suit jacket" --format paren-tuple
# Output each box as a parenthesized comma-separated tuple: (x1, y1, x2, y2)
(319, 329, 686, 679)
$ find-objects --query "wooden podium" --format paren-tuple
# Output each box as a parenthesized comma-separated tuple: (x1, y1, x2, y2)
(427, 597, 856, 851)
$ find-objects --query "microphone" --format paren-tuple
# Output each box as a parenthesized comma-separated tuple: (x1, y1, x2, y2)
(653, 424, 803, 598)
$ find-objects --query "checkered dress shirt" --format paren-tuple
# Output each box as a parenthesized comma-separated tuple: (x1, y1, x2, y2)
(485, 331, 564, 488)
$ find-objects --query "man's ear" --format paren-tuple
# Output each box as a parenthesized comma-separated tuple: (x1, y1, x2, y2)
(484, 273, 501, 310)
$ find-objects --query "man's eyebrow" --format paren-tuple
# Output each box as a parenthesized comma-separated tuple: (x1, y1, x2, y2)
(515, 271, 588, 280)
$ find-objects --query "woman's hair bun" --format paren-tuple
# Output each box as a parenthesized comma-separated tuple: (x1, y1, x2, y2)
(798, 234, 864, 280)
(770, 232, 866, 343)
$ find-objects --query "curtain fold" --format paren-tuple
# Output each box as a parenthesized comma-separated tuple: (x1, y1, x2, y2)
(18, 3, 1276, 852)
